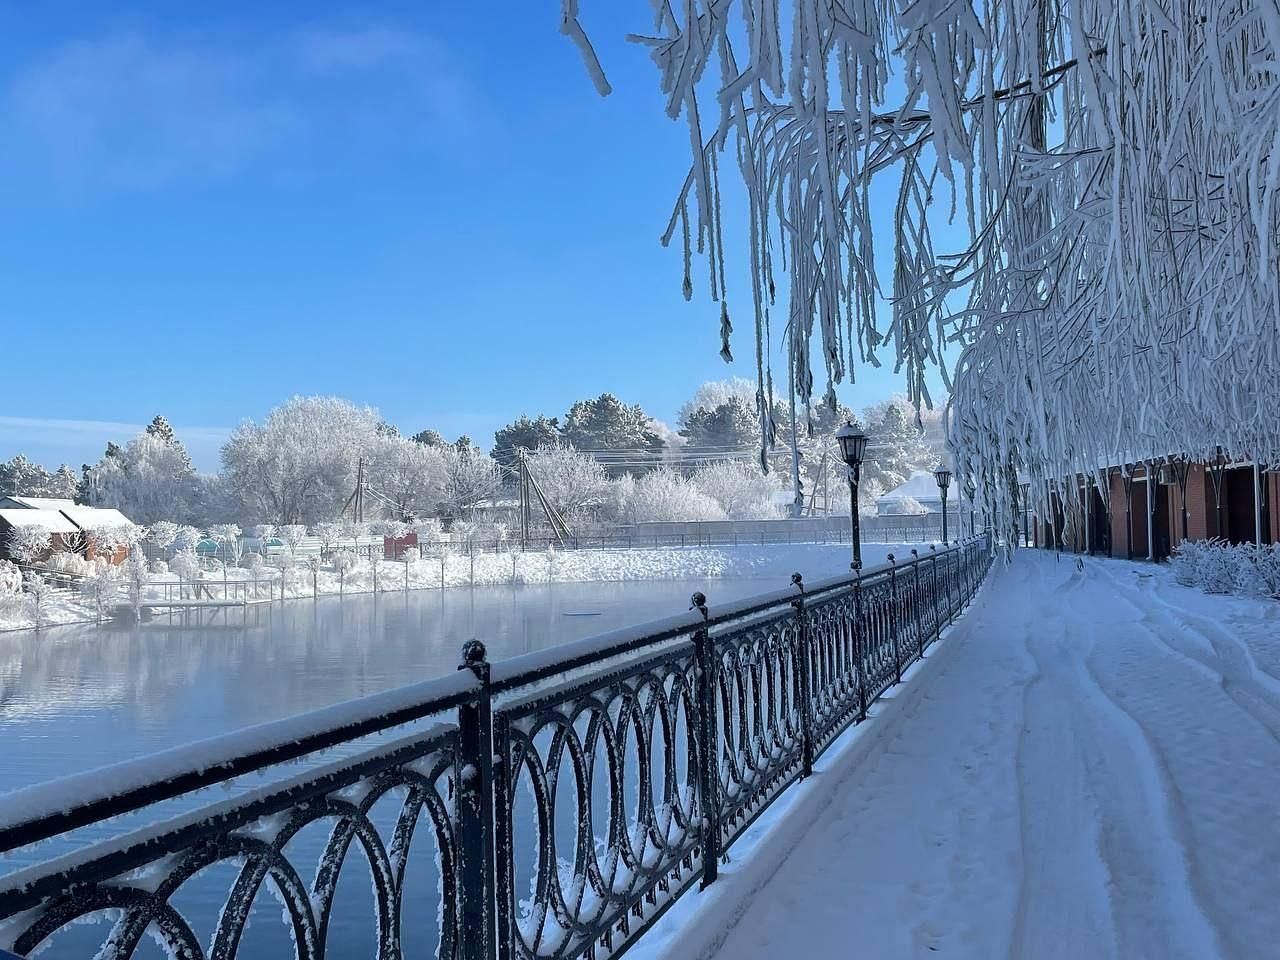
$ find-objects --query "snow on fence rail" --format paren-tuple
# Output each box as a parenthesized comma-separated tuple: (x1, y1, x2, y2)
(0, 537, 992, 960)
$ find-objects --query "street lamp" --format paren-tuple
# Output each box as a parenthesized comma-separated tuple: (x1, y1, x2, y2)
(933, 466, 953, 542)
(835, 421, 869, 570)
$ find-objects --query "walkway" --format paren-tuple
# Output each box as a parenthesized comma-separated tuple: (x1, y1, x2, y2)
(662, 551, 1280, 959)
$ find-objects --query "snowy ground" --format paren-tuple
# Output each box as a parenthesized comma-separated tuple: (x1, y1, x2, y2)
(0, 542, 897, 632)
(636, 550, 1280, 960)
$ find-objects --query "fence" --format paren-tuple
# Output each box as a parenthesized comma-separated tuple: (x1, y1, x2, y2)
(0, 536, 992, 960)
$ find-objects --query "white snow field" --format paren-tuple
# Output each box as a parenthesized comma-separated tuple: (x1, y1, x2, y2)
(636, 550, 1280, 960)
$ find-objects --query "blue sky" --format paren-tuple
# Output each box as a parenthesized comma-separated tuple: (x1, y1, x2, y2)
(0, 2, 949, 472)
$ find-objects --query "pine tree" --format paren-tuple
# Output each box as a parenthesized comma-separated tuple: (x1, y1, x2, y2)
(492, 415, 562, 468)
(679, 396, 758, 452)
(145, 415, 193, 472)
(411, 429, 449, 448)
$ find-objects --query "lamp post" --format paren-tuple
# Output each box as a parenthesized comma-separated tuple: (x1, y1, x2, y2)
(835, 421, 869, 570)
(934, 466, 953, 542)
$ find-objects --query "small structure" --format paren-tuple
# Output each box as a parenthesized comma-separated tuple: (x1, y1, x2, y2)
(0, 498, 136, 564)
(0, 508, 81, 561)
(876, 471, 944, 516)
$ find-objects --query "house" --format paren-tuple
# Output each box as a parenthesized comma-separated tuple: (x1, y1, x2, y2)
(0, 497, 136, 564)
(0, 508, 82, 562)
(876, 471, 946, 516)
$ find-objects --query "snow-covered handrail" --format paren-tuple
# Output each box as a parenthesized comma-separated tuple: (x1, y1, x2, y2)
(0, 669, 478, 855)
(1, 535, 993, 959)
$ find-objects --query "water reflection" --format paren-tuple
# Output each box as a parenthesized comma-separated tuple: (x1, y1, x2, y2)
(0, 576, 785, 795)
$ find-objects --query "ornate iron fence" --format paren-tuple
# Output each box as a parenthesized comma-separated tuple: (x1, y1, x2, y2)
(0, 536, 992, 960)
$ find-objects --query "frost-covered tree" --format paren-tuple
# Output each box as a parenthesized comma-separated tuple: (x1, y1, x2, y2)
(87, 523, 144, 559)
(0, 456, 79, 499)
(525, 444, 611, 524)
(365, 435, 447, 520)
(221, 396, 381, 525)
(565, 2, 1280, 537)
(491, 415, 562, 468)
(6, 524, 52, 563)
(439, 446, 501, 518)
(313, 521, 343, 558)
(692, 460, 782, 519)
(865, 405, 933, 494)
(279, 524, 308, 560)
(86, 431, 197, 524)
(171, 525, 202, 555)
(207, 523, 244, 565)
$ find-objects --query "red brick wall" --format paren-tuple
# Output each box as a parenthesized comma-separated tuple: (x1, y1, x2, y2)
(1109, 472, 1129, 558)
(1264, 476, 1274, 547)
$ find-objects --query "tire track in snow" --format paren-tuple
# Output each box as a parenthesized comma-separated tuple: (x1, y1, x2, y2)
(1011, 556, 1224, 960)
(1008, 557, 1118, 960)
(1093, 562, 1280, 748)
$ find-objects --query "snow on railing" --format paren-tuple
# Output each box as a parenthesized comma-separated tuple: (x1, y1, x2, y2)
(0, 536, 992, 960)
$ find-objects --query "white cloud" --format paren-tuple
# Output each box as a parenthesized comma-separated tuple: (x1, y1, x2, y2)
(1, 23, 486, 196)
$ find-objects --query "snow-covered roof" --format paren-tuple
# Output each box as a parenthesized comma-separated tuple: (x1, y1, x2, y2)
(878, 470, 945, 503)
(0, 508, 80, 535)
(58, 505, 134, 530)
(0, 496, 76, 511)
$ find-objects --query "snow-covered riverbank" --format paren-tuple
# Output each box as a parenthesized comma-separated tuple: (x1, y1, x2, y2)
(0, 541, 901, 632)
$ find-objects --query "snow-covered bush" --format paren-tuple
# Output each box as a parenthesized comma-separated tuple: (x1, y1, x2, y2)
(0, 560, 21, 595)
(23, 571, 52, 627)
(1171, 539, 1280, 599)
(691, 459, 782, 520)
(245, 553, 265, 573)
(333, 550, 359, 595)
(621, 467, 727, 523)
(43, 551, 92, 577)
(150, 559, 170, 575)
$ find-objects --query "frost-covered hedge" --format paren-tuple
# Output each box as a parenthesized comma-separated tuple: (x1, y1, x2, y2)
(1170, 539, 1280, 599)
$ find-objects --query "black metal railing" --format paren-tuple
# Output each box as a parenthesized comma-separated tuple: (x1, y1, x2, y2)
(0, 536, 992, 960)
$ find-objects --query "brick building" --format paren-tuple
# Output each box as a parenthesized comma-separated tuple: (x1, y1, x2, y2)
(1032, 459, 1280, 559)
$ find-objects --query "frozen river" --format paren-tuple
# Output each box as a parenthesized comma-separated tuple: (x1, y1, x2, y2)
(0, 544, 898, 958)
(0, 549, 885, 796)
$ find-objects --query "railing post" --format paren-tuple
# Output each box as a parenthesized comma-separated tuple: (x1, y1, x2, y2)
(926, 545, 939, 645)
(691, 592, 721, 888)
(888, 554, 903, 684)
(790, 573, 814, 779)
(853, 563, 869, 722)
(910, 549, 924, 661)
(457, 640, 497, 960)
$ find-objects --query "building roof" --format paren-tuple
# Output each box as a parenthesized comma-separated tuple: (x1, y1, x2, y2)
(0, 496, 76, 511)
(0, 508, 80, 535)
(57, 505, 134, 531)
(878, 470, 945, 504)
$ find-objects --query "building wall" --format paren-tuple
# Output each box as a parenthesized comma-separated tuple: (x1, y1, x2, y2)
(1270, 471, 1280, 544)
(1108, 471, 1129, 559)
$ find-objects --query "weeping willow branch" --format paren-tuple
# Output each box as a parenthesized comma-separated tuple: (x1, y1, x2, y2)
(563, 0, 1280, 540)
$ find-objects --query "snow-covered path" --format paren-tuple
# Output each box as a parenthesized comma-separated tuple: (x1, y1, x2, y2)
(667, 551, 1280, 960)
